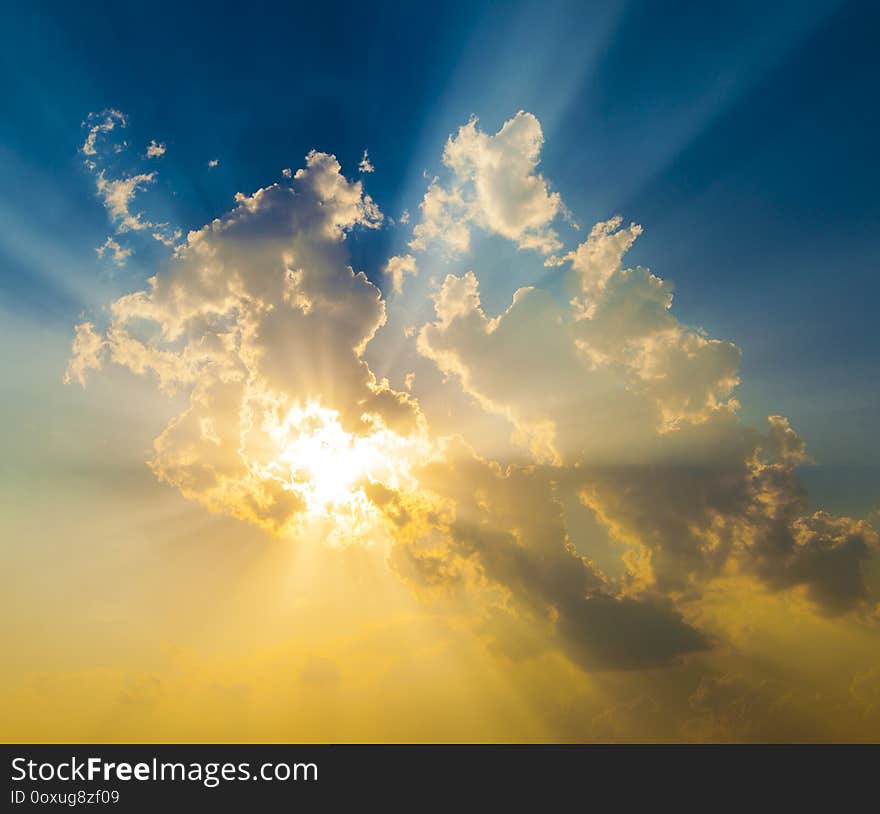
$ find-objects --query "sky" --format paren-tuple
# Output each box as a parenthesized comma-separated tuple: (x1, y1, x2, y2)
(1, 0, 879, 743)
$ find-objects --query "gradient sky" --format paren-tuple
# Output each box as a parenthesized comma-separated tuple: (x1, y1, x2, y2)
(1, 0, 879, 743)
(3, 0, 879, 510)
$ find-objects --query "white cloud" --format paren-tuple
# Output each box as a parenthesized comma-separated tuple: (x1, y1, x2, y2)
(359, 150, 375, 173)
(413, 198, 875, 616)
(69, 109, 879, 671)
(81, 109, 174, 252)
(409, 179, 470, 253)
(81, 109, 127, 156)
(563, 216, 643, 305)
(282, 167, 292, 178)
(384, 254, 417, 294)
(410, 111, 562, 254)
(69, 148, 414, 537)
(95, 171, 156, 232)
(152, 229, 183, 248)
(96, 236, 132, 266)
(208, 159, 219, 168)
(63, 323, 105, 386)
(417, 215, 742, 464)
(146, 140, 166, 158)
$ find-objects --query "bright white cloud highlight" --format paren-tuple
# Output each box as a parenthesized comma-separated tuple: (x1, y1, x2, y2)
(411, 111, 562, 254)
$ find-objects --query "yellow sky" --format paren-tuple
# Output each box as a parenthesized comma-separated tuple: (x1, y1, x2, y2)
(2, 448, 878, 742)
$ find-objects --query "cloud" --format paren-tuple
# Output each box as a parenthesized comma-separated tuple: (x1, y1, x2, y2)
(374, 443, 707, 670)
(146, 140, 166, 158)
(282, 167, 292, 178)
(95, 171, 156, 232)
(562, 216, 643, 304)
(358, 150, 374, 173)
(152, 228, 183, 248)
(208, 159, 219, 168)
(81, 109, 178, 249)
(69, 109, 879, 676)
(414, 211, 875, 614)
(64, 322, 105, 386)
(96, 235, 132, 266)
(575, 418, 878, 614)
(384, 254, 417, 294)
(410, 111, 562, 254)
(81, 109, 127, 156)
(416, 228, 741, 465)
(409, 178, 471, 254)
(70, 148, 417, 538)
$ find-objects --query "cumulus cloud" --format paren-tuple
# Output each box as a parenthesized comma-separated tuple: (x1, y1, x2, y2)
(146, 140, 166, 158)
(152, 228, 183, 248)
(69, 109, 879, 675)
(407, 114, 876, 619)
(578, 419, 878, 613)
(80, 109, 180, 251)
(208, 159, 219, 168)
(417, 220, 740, 464)
(70, 147, 417, 538)
(64, 322, 105, 386)
(81, 109, 127, 156)
(96, 235, 132, 266)
(358, 150, 374, 173)
(409, 178, 470, 254)
(414, 211, 875, 614)
(95, 171, 156, 232)
(410, 111, 562, 254)
(374, 444, 708, 670)
(384, 254, 417, 294)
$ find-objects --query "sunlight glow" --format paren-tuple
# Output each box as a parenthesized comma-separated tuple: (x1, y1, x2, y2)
(263, 402, 418, 538)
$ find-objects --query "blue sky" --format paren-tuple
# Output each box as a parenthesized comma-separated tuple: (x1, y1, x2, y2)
(1, 0, 878, 514)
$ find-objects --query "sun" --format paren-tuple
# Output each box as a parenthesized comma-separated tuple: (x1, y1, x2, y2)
(263, 402, 417, 534)
(274, 408, 377, 512)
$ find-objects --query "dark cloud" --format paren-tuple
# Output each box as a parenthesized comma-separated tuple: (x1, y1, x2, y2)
(381, 449, 707, 671)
